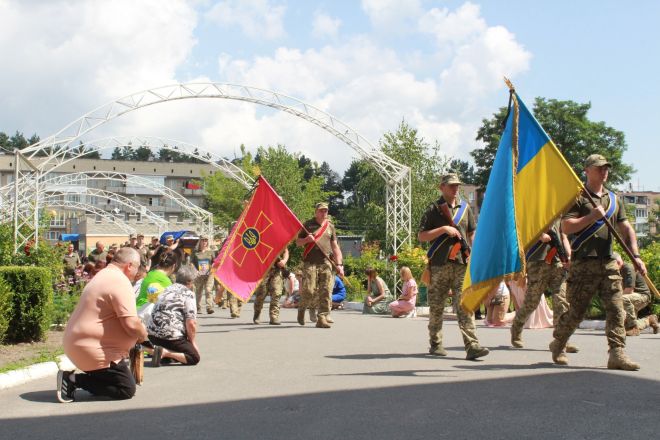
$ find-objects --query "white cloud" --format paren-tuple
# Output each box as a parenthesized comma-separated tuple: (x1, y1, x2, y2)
(0, 0, 531, 176)
(205, 0, 286, 40)
(0, 0, 197, 137)
(419, 2, 486, 45)
(361, 0, 422, 29)
(209, 2, 531, 169)
(312, 12, 341, 39)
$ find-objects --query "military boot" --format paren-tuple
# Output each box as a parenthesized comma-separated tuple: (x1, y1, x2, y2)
(269, 312, 280, 325)
(465, 344, 489, 360)
(253, 304, 263, 324)
(648, 315, 659, 334)
(297, 308, 305, 326)
(429, 344, 447, 356)
(549, 339, 568, 365)
(565, 343, 580, 353)
(607, 347, 640, 371)
(626, 327, 640, 336)
(510, 325, 524, 348)
(316, 314, 331, 328)
(326, 314, 334, 324)
(309, 309, 317, 323)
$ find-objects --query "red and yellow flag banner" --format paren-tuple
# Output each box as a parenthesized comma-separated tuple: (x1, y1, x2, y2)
(214, 176, 303, 301)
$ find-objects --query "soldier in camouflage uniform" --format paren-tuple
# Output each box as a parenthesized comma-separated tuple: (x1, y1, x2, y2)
(510, 220, 578, 353)
(192, 236, 217, 314)
(551, 154, 647, 370)
(418, 173, 489, 360)
(228, 292, 243, 318)
(296, 202, 344, 329)
(613, 254, 659, 336)
(253, 248, 289, 325)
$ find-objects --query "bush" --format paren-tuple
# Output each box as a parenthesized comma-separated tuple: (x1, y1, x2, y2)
(52, 282, 83, 329)
(0, 277, 13, 343)
(0, 266, 53, 343)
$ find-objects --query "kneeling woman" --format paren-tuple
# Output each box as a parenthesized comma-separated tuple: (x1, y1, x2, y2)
(148, 265, 200, 366)
(388, 266, 418, 317)
(363, 267, 394, 315)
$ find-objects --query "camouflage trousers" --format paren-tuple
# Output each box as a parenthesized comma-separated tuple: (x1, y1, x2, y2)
(623, 292, 652, 330)
(553, 258, 626, 350)
(228, 293, 244, 317)
(253, 267, 284, 320)
(512, 261, 569, 332)
(300, 260, 333, 316)
(428, 262, 478, 350)
(194, 274, 216, 312)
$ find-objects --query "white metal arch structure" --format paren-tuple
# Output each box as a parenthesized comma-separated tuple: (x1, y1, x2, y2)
(39, 197, 137, 235)
(41, 171, 214, 237)
(44, 188, 168, 230)
(19, 83, 411, 256)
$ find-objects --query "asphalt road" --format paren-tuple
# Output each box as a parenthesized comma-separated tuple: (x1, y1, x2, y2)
(1, 304, 659, 440)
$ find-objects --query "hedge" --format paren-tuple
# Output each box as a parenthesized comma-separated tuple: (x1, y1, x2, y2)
(0, 266, 53, 343)
(0, 277, 13, 343)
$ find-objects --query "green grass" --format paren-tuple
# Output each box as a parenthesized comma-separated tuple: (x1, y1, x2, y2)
(0, 347, 64, 374)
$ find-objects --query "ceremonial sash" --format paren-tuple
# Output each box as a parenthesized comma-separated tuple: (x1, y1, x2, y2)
(427, 201, 468, 259)
(303, 220, 329, 258)
(525, 240, 545, 261)
(571, 191, 617, 251)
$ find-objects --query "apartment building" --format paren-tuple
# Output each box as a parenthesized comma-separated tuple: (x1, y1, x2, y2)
(621, 190, 659, 237)
(0, 155, 219, 251)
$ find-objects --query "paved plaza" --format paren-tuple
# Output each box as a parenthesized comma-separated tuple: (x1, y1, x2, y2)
(1, 304, 659, 439)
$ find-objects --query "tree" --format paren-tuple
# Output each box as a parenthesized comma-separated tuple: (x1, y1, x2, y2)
(449, 159, 476, 185)
(471, 97, 634, 189)
(340, 120, 451, 244)
(133, 145, 155, 161)
(69, 141, 101, 159)
(255, 145, 332, 221)
(316, 161, 344, 216)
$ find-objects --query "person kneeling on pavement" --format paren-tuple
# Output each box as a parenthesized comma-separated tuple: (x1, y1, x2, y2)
(58, 248, 147, 402)
(148, 265, 201, 367)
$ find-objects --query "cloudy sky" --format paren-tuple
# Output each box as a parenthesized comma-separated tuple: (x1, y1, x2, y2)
(0, 0, 658, 189)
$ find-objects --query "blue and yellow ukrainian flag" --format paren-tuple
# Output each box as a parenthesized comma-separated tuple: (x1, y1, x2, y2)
(460, 89, 582, 311)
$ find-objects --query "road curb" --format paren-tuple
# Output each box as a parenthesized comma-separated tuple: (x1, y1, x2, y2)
(0, 355, 73, 391)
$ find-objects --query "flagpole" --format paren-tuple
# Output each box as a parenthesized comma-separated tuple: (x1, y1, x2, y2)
(502, 77, 658, 299)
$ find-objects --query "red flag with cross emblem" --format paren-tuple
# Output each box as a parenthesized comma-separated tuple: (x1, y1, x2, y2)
(213, 176, 303, 301)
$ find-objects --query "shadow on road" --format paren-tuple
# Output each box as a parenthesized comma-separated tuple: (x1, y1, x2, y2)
(9, 371, 660, 439)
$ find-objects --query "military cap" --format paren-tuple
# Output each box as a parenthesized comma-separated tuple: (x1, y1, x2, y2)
(441, 173, 463, 185)
(315, 202, 329, 210)
(165, 234, 174, 240)
(137, 233, 144, 238)
(199, 235, 208, 240)
(584, 154, 611, 168)
(129, 234, 136, 239)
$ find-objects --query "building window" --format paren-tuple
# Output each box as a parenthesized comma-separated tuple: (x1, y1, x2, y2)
(468, 192, 475, 202)
(46, 231, 59, 241)
(636, 208, 647, 219)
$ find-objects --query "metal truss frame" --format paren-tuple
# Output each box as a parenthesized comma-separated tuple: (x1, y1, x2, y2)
(12, 82, 411, 258)
(44, 188, 168, 229)
(39, 196, 137, 235)
(41, 171, 214, 237)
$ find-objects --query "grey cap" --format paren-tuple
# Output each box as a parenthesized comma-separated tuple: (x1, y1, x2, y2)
(584, 154, 611, 168)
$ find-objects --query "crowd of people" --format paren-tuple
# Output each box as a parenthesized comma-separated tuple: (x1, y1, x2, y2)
(56, 153, 658, 404)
